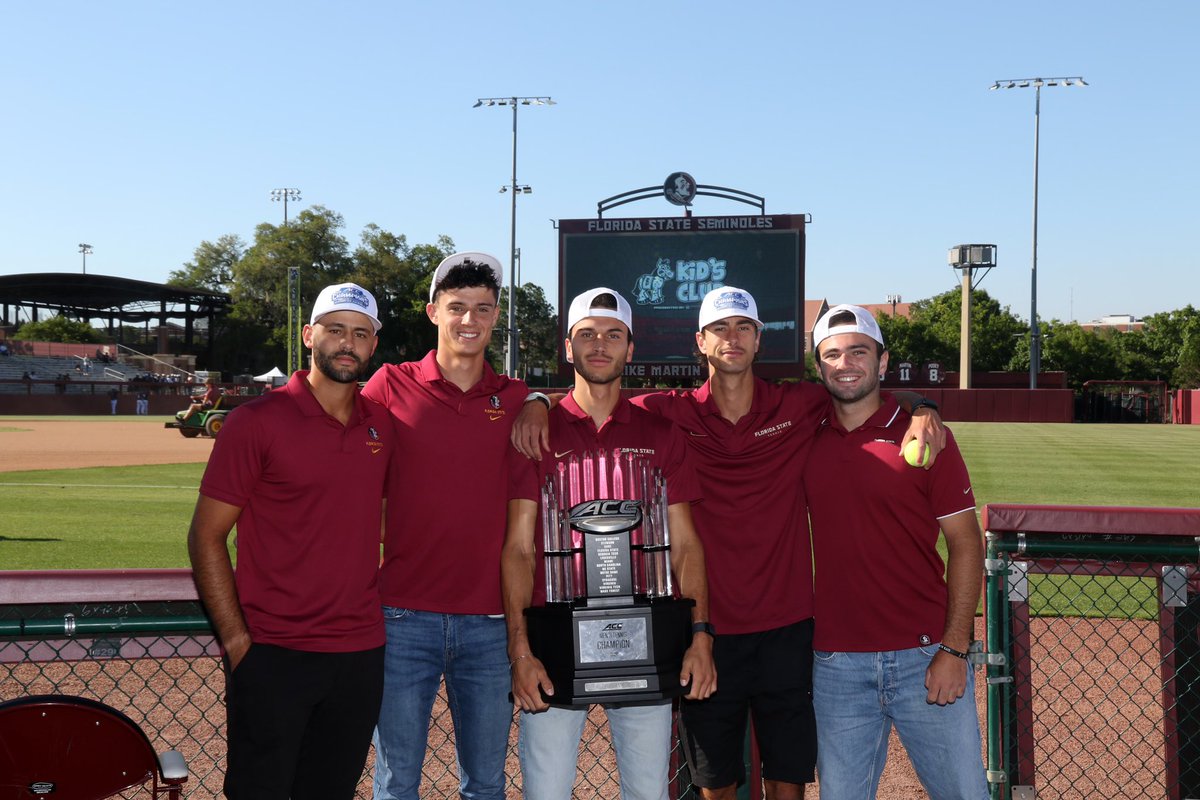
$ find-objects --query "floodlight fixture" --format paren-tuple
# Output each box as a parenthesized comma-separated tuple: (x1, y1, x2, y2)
(991, 76, 1087, 388)
(474, 95, 555, 378)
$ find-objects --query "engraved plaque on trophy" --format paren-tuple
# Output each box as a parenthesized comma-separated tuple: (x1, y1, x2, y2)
(524, 449, 694, 706)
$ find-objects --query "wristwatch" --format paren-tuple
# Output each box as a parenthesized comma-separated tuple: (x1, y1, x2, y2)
(524, 391, 551, 408)
(691, 621, 716, 638)
(911, 397, 939, 414)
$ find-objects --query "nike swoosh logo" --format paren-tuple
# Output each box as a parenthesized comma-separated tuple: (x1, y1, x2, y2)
(688, 431, 708, 437)
(555, 450, 574, 458)
(963, 486, 972, 494)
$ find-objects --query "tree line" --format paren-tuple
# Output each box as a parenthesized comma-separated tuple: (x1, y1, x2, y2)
(875, 289, 1200, 390)
(13, 205, 1198, 391)
(162, 206, 558, 380)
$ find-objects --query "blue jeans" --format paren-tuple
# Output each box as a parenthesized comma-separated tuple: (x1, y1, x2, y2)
(372, 609, 513, 800)
(518, 701, 672, 800)
(812, 646, 988, 800)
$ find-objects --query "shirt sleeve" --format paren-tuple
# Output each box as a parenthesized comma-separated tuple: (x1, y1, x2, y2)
(629, 390, 691, 423)
(507, 444, 542, 502)
(927, 428, 976, 518)
(783, 380, 833, 430)
(198, 405, 263, 509)
(361, 365, 389, 406)
(658, 421, 703, 506)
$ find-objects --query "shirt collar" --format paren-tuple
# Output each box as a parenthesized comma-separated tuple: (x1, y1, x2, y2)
(282, 369, 369, 426)
(693, 375, 769, 418)
(417, 349, 504, 394)
(560, 389, 632, 427)
(821, 391, 901, 433)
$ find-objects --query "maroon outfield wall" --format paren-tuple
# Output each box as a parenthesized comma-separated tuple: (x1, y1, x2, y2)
(909, 388, 1074, 423)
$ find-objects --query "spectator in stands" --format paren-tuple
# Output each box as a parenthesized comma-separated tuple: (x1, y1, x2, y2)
(802, 305, 987, 800)
(0, 342, 9, 356)
(179, 377, 220, 421)
(187, 282, 392, 800)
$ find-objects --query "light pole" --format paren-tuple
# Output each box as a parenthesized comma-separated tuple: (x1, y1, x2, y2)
(948, 245, 998, 390)
(270, 188, 302, 224)
(474, 96, 555, 377)
(78, 243, 93, 274)
(991, 76, 1087, 388)
(886, 294, 902, 317)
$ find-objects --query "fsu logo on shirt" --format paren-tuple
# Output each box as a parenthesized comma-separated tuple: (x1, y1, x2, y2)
(485, 394, 506, 421)
(366, 426, 384, 454)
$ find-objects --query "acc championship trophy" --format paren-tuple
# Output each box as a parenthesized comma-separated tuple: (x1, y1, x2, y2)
(524, 449, 694, 706)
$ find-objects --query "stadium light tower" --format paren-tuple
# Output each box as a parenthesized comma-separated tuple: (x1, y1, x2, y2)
(270, 188, 302, 225)
(474, 95, 555, 377)
(990, 76, 1087, 389)
(78, 243, 93, 275)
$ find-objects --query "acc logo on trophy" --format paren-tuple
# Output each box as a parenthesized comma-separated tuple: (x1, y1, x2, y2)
(568, 500, 643, 534)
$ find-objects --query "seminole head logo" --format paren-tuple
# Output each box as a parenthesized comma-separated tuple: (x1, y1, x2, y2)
(663, 171, 697, 206)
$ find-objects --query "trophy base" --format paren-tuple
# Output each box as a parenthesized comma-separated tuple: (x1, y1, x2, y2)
(525, 597, 695, 707)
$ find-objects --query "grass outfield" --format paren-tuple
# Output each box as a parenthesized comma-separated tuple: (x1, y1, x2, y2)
(0, 463, 204, 569)
(2, 422, 1198, 590)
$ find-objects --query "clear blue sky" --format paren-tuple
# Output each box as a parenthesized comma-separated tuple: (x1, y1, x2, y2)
(2, 1, 1195, 326)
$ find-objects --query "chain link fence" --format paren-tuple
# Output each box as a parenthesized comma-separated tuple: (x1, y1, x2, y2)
(983, 504, 1200, 800)
(0, 572, 698, 799)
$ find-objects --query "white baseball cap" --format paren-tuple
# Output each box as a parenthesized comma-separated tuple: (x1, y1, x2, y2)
(698, 286, 763, 330)
(566, 287, 634, 335)
(812, 304, 885, 351)
(429, 251, 505, 301)
(310, 282, 381, 332)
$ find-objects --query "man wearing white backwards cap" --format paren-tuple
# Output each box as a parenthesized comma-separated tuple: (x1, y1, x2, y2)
(364, 252, 538, 800)
(514, 285, 945, 800)
(189, 282, 393, 799)
(804, 305, 987, 799)
(502, 287, 716, 800)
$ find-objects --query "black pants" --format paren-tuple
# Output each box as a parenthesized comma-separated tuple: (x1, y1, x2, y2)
(224, 643, 385, 800)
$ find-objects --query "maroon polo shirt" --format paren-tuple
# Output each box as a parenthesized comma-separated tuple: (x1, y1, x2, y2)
(510, 391, 702, 607)
(200, 371, 393, 652)
(803, 394, 977, 652)
(363, 351, 528, 615)
(631, 378, 829, 634)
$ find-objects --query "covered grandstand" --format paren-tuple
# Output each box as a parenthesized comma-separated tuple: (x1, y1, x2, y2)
(0, 273, 232, 414)
(0, 273, 229, 354)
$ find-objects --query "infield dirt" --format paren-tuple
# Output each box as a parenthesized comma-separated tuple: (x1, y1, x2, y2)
(0, 418, 215, 473)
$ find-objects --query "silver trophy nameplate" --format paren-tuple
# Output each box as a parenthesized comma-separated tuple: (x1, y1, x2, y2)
(577, 616, 648, 664)
(584, 679, 650, 692)
(585, 533, 633, 596)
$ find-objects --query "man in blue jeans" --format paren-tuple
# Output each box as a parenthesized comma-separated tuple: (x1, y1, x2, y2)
(363, 253, 536, 800)
(802, 304, 988, 800)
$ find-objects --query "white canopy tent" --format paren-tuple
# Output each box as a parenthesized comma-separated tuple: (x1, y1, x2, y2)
(253, 366, 286, 384)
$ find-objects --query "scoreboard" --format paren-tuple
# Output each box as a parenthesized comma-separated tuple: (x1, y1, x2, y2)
(558, 213, 806, 381)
